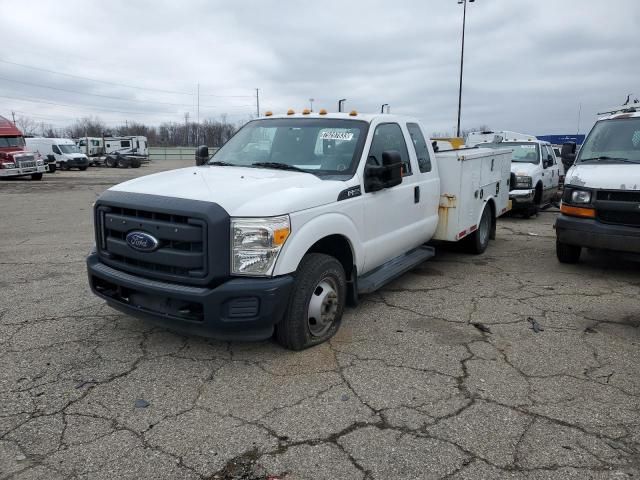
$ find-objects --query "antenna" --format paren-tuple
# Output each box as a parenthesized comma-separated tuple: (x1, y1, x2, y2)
(381, 104, 389, 114)
(338, 99, 346, 113)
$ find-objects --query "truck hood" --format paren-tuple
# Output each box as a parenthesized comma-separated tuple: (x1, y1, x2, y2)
(510, 162, 539, 176)
(565, 164, 640, 191)
(110, 166, 349, 216)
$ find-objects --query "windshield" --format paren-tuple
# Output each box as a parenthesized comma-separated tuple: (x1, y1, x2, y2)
(478, 142, 540, 164)
(209, 118, 369, 178)
(0, 136, 25, 148)
(59, 144, 81, 154)
(577, 117, 640, 164)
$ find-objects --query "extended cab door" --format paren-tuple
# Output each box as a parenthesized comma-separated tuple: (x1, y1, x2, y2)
(360, 122, 427, 272)
(541, 144, 559, 201)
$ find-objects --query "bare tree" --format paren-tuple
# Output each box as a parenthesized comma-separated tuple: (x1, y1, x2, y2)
(15, 116, 38, 136)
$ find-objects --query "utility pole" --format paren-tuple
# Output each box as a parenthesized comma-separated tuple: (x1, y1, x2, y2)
(197, 83, 200, 145)
(576, 102, 582, 136)
(256, 88, 260, 117)
(456, 0, 475, 138)
(184, 112, 190, 146)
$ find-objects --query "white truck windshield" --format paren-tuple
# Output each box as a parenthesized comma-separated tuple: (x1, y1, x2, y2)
(59, 144, 81, 154)
(479, 142, 540, 164)
(210, 118, 369, 177)
(577, 117, 640, 164)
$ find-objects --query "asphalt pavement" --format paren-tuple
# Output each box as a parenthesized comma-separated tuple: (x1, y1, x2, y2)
(1, 161, 639, 479)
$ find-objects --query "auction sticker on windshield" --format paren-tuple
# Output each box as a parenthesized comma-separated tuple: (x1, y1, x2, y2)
(320, 131, 354, 141)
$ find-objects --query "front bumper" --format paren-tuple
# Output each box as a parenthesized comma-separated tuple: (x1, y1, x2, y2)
(63, 158, 89, 168)
(0, 165, 47, 177)
(87, 253, 294, 341)
(509, 188, 535, 208)
(555, 215, 640, 254)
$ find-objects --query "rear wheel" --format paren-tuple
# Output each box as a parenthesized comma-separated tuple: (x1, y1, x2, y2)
(47, 163, 57, 173)
(466, 205, 492, 254)
(105, 156, 118, 168)
(79, 166, 88, 171)
(31, 173, 43, 180)
(60, 162, 69, 171)
(556, 241, 581, 264)
(276, 253, 346, 350)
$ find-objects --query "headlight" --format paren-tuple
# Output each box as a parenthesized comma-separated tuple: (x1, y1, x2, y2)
(2, 162, 16, 169)
(570, 189, 592, 204)
(231, 215, 290, 275)
(514, 175, 532, 189)
(37, 160, 44, 166)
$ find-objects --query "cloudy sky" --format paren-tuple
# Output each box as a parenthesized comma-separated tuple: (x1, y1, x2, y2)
(2, 0, 639, 135)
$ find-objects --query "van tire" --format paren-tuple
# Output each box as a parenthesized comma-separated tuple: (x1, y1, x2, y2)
(31, 173, 43, 181)
(47, 163, 56, 173)
(276, 253, 346, 350)
(466, 205, 492, 254)
(79, 166, 88, 171)
(556, 241, 581, 264)
(60, 162, 69, 171)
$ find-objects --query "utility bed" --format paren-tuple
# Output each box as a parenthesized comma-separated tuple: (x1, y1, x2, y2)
(433, 148, 512, 242)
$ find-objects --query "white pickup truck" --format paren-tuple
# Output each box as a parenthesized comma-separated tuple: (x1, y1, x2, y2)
(87, 112, 511, 349)
(467, 131, 562, 218)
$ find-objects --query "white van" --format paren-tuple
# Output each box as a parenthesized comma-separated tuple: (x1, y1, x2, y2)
(26, 138, 90, 171)
(555, 105, 640, 263)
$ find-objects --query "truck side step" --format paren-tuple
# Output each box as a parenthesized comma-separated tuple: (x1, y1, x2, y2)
(357, 245, 435, 294)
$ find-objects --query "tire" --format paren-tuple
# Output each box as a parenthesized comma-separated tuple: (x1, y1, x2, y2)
(466, 205, 492, 254)
(79, 166, 88, 171)
(31, 173, 43, 181)
(276, 253, 346, 350)
(556, 241, 581, 264)
(47, 163, 57, 173)
(60, 162, 69, 171)
(105, 156, 118, 168)
(130, 159, 141, 168)
(522, 204, 538, 219)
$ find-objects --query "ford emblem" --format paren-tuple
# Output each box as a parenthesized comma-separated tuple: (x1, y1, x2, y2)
(126, 231, 160, 252)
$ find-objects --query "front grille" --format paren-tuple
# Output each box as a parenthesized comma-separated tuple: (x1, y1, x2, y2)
(18, 160, 36, 169)
(597, 190, 640, 202)
(597, 209, 640, 227)
(97, 205, 207, 281)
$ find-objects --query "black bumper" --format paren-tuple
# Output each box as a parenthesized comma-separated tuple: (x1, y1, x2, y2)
(65, 158, 89, 168)
(555, 215, 640, 254)
(87, 254, 294, 341)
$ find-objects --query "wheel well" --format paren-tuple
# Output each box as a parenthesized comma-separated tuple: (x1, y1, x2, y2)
(534, 182, 543, 204)
(307, 235, 354, 280)
(486, 199, 497, 240)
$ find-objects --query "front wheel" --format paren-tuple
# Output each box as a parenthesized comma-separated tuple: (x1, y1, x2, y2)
(556, 241, 581, 264)
(466, 205, 492, 254)
(79, 166, 88, 171)
(31, 173, 43, 181)
(105, 156, 118, 168)
(276, 253, 346, 350)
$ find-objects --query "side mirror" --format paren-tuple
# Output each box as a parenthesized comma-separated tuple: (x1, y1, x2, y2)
(543, 155, 553, 168)
(364, 150, 403, 192)
(195, 145, 209, 166)
(560, 142, 576, 160)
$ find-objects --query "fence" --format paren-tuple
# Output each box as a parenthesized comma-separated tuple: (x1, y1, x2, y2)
(148, 147, 219, 161)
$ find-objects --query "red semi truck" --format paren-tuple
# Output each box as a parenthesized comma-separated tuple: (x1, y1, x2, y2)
(0, 116, 47, 180)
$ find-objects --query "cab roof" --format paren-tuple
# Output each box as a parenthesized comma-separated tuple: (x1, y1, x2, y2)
(0, 116, 23, 136)
(255, 112, 420, 124)
(597, 105, 640, 121)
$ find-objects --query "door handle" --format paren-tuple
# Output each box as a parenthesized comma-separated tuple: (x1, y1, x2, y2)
(414, 186, 420, 203)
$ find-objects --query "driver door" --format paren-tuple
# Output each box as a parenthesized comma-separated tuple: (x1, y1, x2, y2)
(361, 122, 422, 272)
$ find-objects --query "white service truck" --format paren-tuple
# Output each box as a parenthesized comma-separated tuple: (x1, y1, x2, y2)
(87, 112, 511, 350)
(467, 131, 562, 217)
(25, 137, 90, 171)
(555, 105, 640, 263)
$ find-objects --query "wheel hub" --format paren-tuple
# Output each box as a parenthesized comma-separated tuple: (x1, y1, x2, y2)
(307, 278, 339, 337)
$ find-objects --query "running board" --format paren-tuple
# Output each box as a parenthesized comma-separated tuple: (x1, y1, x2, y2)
(357, 245, 435, 294)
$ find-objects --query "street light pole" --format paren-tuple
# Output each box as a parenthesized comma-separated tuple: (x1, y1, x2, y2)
(456, 0, 474, 138)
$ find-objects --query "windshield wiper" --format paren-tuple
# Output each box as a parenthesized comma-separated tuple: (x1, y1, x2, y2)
(209, 161, 237, 166)
(580, 156, 637, 163)
(251, 162, 307, 172)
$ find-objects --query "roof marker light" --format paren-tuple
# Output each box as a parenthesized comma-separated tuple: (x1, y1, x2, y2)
(349, 110, 358, 116)
(302, 108, 311, 115)
(287, 109, 295, 115)
(265, 111, 273, 117)
(319, 109, 327, 115)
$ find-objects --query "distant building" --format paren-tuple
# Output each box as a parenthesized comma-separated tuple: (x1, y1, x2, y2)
(536, 134, 585, 146)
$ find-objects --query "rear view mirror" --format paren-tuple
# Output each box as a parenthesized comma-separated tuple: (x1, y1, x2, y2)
(364, 150, 403, 192)
(195, 145, 209, 166)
